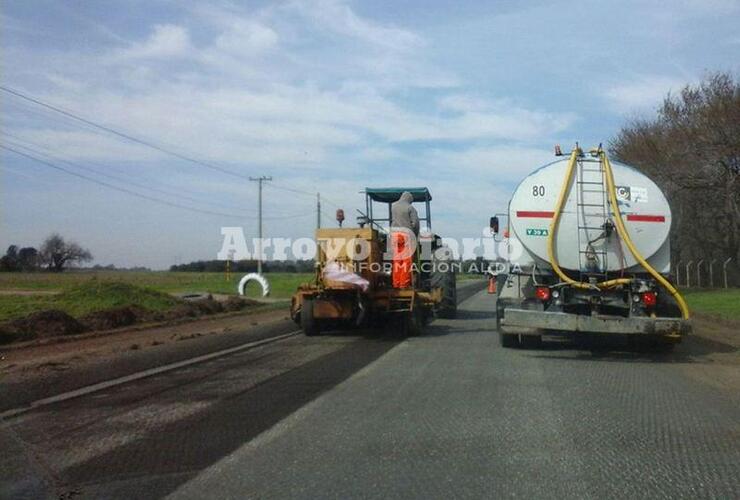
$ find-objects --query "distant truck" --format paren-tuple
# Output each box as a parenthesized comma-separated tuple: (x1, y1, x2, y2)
(493, 146, 691, 349)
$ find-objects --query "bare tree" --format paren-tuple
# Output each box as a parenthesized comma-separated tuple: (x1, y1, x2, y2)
(39, 233, 93, 272)
(611, 72, 740, 283)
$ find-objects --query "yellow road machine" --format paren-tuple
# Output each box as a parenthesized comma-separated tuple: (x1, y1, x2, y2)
(291, 187, 456, 336)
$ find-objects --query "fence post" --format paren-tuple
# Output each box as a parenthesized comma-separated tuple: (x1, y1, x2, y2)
(709, 259, 716, 288)
(676, 260, 682, 287)
(696, 260, 704, 288)
(723, 258, 733, 289)
(686, 261, 693, 288)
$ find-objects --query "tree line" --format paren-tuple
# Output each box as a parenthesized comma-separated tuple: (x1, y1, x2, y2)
(0, 234, 93, 272)
(610, 72, 739, 285)
(170, 259, 316, 273)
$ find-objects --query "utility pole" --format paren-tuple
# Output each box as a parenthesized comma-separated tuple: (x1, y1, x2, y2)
(250, 176, 272, 274)
(317, 192, 321, 229)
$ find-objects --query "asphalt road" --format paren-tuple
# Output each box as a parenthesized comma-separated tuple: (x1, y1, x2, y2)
(3, 285, 739, 499)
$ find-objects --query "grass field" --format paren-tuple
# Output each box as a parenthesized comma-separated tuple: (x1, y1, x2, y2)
(0, 282, 183, 323)
(0, 272, 314, 323)
(0, 271, 313, 295)
(682, 289, 740, 321)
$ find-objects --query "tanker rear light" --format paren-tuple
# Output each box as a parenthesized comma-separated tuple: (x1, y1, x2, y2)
(641, 291, 657, 308)
(535, 286, 550, 301)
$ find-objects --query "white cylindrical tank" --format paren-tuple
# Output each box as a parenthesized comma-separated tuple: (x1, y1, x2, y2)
(508, 157, 672, 273)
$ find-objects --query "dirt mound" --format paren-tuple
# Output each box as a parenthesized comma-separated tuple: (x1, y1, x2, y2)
(223, 296, 258, 311)
(79, 305, 155, 331)
(0, 294, 262, 346)
(155, 298, 217, 320)
(190, 298, 224, 315)
(0, 310, 86, 344)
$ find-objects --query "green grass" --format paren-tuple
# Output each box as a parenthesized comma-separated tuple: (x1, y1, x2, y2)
(458, 273, 485, 281)
(0, 272, 314, 323)
(0, 271, 313, 296)
(0, 282, 181, 322)
(682, 289, 740, 321)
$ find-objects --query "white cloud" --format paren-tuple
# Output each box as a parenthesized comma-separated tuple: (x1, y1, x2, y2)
(213, 20, 279, 54)
(10, 129, 159, 162)
(118, 24, 192, 59)
(289, 0, 423, 52)
(422, 146, 556, 183)
(603, 76, 688, 112)
(1, 0, 586, 267)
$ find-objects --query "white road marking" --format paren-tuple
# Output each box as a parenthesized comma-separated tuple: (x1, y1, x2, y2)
(1, 331, 301, 420)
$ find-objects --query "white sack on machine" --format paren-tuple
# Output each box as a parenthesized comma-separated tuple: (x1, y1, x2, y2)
(323, 262, 370, 292)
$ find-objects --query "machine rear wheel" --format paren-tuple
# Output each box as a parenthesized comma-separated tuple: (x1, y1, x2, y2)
(403, 307, 425, 336)
(301, 298, 320, 336)
(432, 265, 457, 319)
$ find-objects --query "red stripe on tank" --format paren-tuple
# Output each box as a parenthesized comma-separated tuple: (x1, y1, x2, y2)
(626, 214, 665, 222)
(516, 211, 554, 218)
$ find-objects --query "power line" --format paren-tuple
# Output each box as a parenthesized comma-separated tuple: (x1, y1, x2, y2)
(320, 195, 342, 210)
(1, 133, 257, 213)
(0, 144, 248, 218)
(0, 85, 252, 181)
(264, 180, 343, 209)
(0, 145, 309, 221)
(321, 208, 336, 224)
(1, 86, 347, 215)
(264, 182, 315, 196)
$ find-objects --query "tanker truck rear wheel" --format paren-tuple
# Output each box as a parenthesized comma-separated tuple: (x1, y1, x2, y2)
(301, 298, 320, 336)
(520, 334, 542, 349)
(496, 299, 519, 348)
(500, 332, 520, 348)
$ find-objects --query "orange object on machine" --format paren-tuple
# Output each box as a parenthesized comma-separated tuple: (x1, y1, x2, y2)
(391, 231, 412, 288)
(487, 277, 497, 294)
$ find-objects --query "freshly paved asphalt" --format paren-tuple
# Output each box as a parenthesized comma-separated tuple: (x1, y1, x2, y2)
(3, 283, 739, 499)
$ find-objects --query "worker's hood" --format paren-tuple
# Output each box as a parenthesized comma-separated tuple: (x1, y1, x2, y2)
(399, 191, 413, 204)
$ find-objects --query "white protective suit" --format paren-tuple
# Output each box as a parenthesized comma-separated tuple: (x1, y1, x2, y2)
(391, 191, 420, 236)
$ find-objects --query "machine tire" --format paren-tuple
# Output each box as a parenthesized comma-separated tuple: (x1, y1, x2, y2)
(500, 332, 519, 348)
(301, 298, 320, 336)
(403, 308, 425, 337)
(520, 334, 542, 349)
(495, 298, 506, 331)
(432, 265, 457, 319)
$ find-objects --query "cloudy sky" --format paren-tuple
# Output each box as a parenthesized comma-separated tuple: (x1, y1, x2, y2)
(1, 0, 739, 268)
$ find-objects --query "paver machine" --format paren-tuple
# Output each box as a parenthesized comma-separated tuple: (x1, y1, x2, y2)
(291, 187, 456, 336)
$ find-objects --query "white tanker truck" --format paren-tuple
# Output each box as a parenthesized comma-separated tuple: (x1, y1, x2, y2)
(492, 145, 691, 349)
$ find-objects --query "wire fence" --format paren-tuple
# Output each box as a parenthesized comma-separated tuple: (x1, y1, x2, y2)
(674, 258, 738, 289)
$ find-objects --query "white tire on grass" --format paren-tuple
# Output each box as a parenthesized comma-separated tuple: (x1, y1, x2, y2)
(238, 273, 270, 297)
